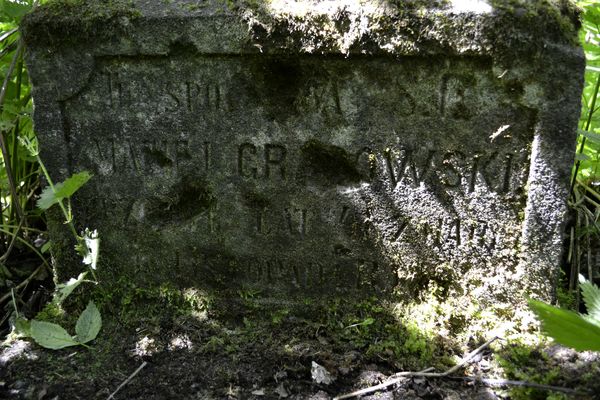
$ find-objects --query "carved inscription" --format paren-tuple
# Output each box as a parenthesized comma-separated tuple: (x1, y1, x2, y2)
(238, 143, 287, 180)
(86, 138, 215, 176)
(99, 63, 480, 122)
(235, 142, 522, 193)
(382, 147, 516, 193)
(164, 81, 227, 112)
(252, 206, 310, 238)
(62, 57, 534, 295)
(243, 256, 383, 290)
(335, 203, 507, 252)
(104, 72, 228, 113)
(439, 73, 475, 119)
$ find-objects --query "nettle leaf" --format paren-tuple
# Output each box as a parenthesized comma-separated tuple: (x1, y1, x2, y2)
(37, 182, 64, 210)
(37, 171, 92, 210)
(30, 320, 79, 350)
(580, 275, 600, 325)
(529, 299, 600, 352)
(53, 272, 87, 305)
(75, 301, 101, 344)
(54, 171, 92, 199)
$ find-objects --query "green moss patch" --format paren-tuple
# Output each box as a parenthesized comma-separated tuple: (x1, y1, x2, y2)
(22, 0, 140, 45)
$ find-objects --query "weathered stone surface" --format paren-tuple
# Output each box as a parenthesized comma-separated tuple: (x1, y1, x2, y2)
(23, 0, 584, 308)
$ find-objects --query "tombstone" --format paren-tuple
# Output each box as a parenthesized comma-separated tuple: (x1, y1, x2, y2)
(22, 0, 584, 310)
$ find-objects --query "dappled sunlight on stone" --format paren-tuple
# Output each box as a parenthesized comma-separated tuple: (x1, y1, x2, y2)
(449, 0, 492, 14)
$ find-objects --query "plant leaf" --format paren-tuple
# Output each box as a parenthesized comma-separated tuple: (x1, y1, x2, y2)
(579, 129, 600, 145)
(580, 275, 600, 325)
(40, 240, 51, 254)
(36, 182, 64, 210)
(53, 171, 92, 199)
(75, 301, 101, 344)
(30, 320, 79, 350)
(529, 299, 600, 352)
(13, 317, 31, 337)
(1, 0, 32, 22)
(53, 272, 87, 305)
(576, 153, 591, 161)
(36, 171, 92, 210)
(0, 119, 15, 131)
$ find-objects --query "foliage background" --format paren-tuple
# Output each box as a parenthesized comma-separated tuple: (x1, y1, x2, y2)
(0, 0, 48, 336)
(574, 1, 600, 184)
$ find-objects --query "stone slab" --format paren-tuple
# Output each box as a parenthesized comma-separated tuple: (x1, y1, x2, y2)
(23, 0, 584, 306)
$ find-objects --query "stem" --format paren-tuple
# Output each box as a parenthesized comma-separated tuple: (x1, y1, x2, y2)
(9, 56, 24, 232)
(0, 39, 25, 221)
(0, 226, 49, 268)
(35, 143, 98, 283)
(35, 153, 78, 239)
(11, 288, 18, 317)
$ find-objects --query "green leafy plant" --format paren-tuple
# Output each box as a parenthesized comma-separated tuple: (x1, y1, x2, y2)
(0, 0, 45, 294)
(10, 136, 101, 348)
(537, 0, 600, 355)
(17, 301, 101, 349)
(529, 275, 600, 352)
(20, 135, 99, 278)
(572, 1, 600, 184)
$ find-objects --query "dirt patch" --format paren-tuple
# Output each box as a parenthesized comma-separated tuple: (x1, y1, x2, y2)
(1, 310, 599, 400)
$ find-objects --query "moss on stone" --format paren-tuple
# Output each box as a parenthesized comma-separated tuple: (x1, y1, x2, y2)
(487, 0, 580, 46)
(22, 0, 140, 45)
(495, 343, 569, 399)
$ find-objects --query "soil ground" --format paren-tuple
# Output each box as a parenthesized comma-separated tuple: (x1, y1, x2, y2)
(1, 310, 600, 400)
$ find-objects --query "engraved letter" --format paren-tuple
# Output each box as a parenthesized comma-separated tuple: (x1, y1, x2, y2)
(238, 143, 258, 178)
(447, 218, 461, 247)
(265, 144, 287, 180)
(164, 82, 182, 113)
(285, 208, 308, 238)
(385, 147, 435, 188)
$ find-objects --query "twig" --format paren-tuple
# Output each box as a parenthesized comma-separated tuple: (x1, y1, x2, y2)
(0, 263, 46, 305)
(333, 337, 499, 400)
(333, 367, 434, 400)
(459, 376, 584, 396)
(107, 361, 148, 400)
(0, 218, 23, 263)
(0, 226, 50, 269)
